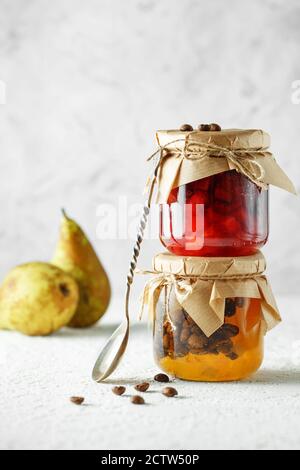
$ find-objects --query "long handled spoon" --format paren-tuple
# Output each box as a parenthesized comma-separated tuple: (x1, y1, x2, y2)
(92, 164, 158, 382)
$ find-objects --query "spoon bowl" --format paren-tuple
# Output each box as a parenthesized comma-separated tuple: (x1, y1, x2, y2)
(92, 320, 129, 382)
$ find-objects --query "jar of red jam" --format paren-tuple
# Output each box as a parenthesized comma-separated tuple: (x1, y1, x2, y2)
(156, 127, 275, 257)
(160, 170, 269, 257)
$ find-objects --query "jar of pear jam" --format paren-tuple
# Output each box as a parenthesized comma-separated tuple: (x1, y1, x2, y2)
(154, 290, 264, 382)
(160, 170, 269, 257)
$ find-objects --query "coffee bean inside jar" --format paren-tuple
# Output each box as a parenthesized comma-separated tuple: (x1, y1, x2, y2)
(153, 287, 264, 382)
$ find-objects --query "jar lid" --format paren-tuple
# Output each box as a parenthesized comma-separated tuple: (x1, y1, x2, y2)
(144, 250, 280, 338)
(153, 127, 296, 203)
(152, 251, 266, 278)
(156, 128, 270, 151)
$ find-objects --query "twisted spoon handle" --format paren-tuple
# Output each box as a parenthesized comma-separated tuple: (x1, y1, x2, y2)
(124, 161, 160, 322)
(126, 204, 150, 287)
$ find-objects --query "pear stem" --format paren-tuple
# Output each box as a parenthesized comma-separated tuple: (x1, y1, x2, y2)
(61, 208, 70, 220)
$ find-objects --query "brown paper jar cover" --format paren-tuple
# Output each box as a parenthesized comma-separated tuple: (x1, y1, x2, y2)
(154, 128, 296, 203)
(140, 251, 281, 338)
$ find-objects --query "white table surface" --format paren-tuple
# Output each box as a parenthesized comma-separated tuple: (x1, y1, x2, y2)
(1, 295, 300, 450)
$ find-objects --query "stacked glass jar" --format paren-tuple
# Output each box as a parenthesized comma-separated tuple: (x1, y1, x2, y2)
(147, 124, 295, 382)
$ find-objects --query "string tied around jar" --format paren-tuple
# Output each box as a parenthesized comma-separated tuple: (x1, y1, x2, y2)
(146, 138, 269, 193)
(136, 265, 281, 339)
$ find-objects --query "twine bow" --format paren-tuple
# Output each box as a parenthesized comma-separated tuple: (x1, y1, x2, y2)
(146, 138, 269, 195)
(137, 269, 281, 338)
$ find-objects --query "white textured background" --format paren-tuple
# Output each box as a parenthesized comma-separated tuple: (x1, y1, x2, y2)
(0, 0, 300, 297)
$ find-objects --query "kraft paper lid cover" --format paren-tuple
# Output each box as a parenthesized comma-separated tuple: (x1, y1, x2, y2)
(154, 128, 296, 203)
(152, 251, 266, 278)
(140, 251, 281, 338)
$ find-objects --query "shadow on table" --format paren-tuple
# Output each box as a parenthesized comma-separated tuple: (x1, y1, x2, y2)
(54, 321, 147, 339)
(242, 368, 300, 385)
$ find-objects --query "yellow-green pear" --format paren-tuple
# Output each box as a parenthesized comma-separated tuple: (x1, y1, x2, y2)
(0, 262, 79, 336)
(52, 211, 111, 328)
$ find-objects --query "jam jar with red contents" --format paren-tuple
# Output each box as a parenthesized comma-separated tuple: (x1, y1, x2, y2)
(160, 170, 269, 257)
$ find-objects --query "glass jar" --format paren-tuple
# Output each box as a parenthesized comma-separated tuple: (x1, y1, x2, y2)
(160, 170, 269, 257)
(144, 251, 281, 382)
(154, 291, 264, 382)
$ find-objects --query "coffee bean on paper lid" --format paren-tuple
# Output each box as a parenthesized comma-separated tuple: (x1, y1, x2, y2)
(198, 124, 211, 131)
(180, 124, 194, 131)
(209, 123, 222, 131)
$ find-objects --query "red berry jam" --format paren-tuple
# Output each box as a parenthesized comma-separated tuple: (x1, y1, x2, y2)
(160, 170, 269, 257)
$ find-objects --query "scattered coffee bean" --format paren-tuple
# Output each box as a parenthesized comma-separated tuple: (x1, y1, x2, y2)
(198, 124, 211, 131)
(134, 382, 150, 393)
(131, 395, 145, 405)
(209, 123, 221, 131)
(154, 373, 170, 383)
(180, 123, 194, 132)
(226, 352, 239, 361)
(162, 387, 178, 397)
(112, 386, 126, 396)
(70, 396, 84, 405)
(225, 298, 236, 318)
